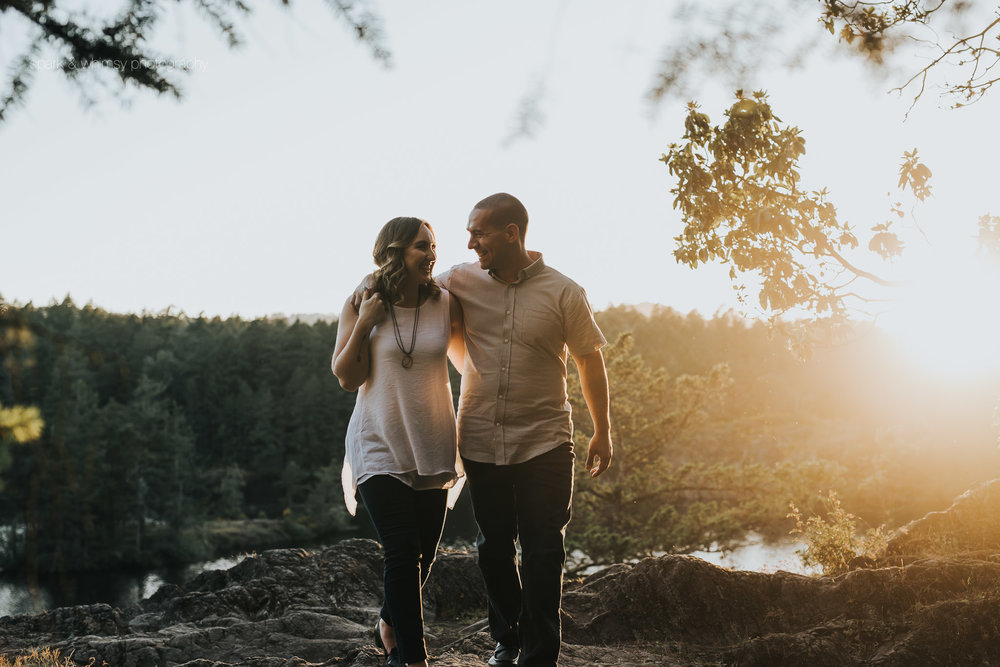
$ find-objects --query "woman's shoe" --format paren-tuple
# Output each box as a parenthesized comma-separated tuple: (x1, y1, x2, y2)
(374, 618, 386, 654)
(385, 648, 406, 667)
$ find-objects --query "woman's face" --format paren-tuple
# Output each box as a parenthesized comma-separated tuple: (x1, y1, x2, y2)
(402, 224, 437, 284)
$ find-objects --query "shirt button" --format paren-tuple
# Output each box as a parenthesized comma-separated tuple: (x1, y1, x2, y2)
(498, 394, 504, 399)
(495, 421, 502, 426)
(501, 367, 507, 371)
(504, 338, 509, 343)
(505, 310, 511, 315)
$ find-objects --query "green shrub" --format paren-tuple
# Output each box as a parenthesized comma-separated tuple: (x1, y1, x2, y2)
(789, 490, 887, 575)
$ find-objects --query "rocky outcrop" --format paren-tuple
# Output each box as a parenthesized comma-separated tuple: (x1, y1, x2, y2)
(561, 554, 1000, 665)
(883, 478, 1000, 562)
(3, 483, 1000, 666)
(0, 539, 488, 667)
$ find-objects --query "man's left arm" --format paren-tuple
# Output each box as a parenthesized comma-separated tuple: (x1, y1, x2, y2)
(572, 348, 613, 478)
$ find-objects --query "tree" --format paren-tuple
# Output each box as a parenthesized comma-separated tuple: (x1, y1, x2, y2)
(650, 1, 1000, 109)
(0, 301, 44, 488)
(565, 333, 842, 569)
(0, 403, 42, 445)
(662, 90, 937, 326)
(979, 213, 1000, 259)
(818, 1, 1000, 107)
(788, 490, 887, 575)
(0, 0, 390, 123)
(218, 463, 246, 519)
(0, 299, 361, 570)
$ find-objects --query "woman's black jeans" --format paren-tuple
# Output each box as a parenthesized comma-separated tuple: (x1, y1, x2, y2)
(358, 475, 447, 664)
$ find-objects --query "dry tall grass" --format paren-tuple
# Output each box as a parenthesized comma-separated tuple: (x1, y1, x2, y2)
(0, 648, 86, 667)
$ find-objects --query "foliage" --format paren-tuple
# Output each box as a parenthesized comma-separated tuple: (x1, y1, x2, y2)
(0, 304, 45, 491)
(819, 0, 1000, 107)
(788, 490, 887, 575)
(0, 298, 353, 572)
(0, 648, 77, 667)
(566, 331, 846, 569)
(979, 214, 1000, 259)
(0, 0, 390, 123)
(218, 464, 247, 520)
(648, 1, 821, 102)
(2, 297, 995, 574)
(662, 90, 933, 324)
(566, 306, 1000, 570)
(650, 1, 1000, 108)
(0, 402, 42, 444)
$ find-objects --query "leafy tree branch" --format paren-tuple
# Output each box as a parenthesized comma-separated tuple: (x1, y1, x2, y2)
(0, 0, 390, 123)
(652, 1, 1000, 109)
(662, 90, 936, 323)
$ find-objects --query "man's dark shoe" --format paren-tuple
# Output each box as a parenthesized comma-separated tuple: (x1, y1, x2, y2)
(488, 642, 519, 666)
(386, 648, 406, 667)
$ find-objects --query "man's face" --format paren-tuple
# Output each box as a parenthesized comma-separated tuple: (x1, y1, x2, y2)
(467, 208, 508, 271)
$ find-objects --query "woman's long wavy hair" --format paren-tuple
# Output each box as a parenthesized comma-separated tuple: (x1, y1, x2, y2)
(371, 217, 441, 305)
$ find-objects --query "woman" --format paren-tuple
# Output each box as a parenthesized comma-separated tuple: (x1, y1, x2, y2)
(332, 217, 465, 667)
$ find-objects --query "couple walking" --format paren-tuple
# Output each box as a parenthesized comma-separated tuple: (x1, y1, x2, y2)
(332, 193, 613, 667)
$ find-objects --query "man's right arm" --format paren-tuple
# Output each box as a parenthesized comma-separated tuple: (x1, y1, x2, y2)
(572, 348, 613, 477)
(348, 274, 376, 313)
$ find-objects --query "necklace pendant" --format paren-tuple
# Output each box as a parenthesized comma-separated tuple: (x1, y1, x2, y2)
(388, 297, 420, 370)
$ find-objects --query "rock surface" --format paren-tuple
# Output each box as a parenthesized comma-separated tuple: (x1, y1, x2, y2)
(883, 478, 1000, 563)
(3, 483, 1000, 666)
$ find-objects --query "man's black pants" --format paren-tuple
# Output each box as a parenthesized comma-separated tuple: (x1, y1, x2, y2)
(462, 443, 575, 667)
(358, 475, 448, 665)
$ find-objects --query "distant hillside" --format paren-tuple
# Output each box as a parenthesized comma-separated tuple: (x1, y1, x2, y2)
(268, 312, 338, 325)
(269, 304, 674, 325)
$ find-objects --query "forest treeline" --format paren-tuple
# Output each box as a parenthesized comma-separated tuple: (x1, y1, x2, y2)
(0, 297, 997, 574)
(570, 306, 1000, 569)
(0, 298, 354, 573)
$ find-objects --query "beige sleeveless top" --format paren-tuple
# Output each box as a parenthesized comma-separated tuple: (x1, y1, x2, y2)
(341, 288, 464, 515)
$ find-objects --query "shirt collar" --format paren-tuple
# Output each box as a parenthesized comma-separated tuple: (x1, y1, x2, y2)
(489, 251, 545, 284)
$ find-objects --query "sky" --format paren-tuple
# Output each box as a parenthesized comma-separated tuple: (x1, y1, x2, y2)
(1, 0, 998, 345)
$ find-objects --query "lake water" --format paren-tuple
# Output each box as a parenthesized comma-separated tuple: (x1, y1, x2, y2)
(566, 532, 818, 577)
(688, 532, 819, 575)
(0, 532, 814, 617)
(0, 554, 248, 617)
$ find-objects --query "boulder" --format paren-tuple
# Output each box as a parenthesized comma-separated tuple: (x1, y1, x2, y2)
(883, 478, 1000, 562)
(3, 498, 1000, 666)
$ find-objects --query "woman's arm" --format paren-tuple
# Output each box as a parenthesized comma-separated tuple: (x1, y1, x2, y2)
(332, 289, 385, 392)
(446, 293, 465, 374)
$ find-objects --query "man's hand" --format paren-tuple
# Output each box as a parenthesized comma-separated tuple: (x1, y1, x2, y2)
(573, 348, 613, 479)
(585, 431, 613, 478)
(357, 288, 387, 329)
(349, 275, 377, 312)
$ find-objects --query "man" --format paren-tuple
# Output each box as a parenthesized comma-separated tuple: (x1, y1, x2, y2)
(437, 193, 613, 666)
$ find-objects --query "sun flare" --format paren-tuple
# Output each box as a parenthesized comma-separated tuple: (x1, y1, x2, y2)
(880, 252, 1000, 379)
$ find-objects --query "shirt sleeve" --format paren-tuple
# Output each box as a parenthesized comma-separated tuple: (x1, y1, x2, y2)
(436, 267, 454, 291)
(563, 285, 607, 357)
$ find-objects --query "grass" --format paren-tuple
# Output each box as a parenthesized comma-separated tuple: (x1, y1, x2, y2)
(0, 648, 91, 667)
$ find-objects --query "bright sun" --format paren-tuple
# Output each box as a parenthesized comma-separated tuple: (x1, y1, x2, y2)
(880, 251, 1000, 379)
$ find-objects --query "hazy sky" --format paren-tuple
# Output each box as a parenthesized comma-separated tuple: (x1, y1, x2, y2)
(2, 1, 997, 334)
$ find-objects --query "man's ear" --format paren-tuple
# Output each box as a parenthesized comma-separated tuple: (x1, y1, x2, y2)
(504, 223, 520, 243)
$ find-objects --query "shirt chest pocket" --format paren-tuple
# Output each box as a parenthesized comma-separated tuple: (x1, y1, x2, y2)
(516, 306, 563, 350)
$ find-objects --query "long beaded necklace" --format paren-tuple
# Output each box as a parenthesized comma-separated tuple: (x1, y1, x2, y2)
(388, 290, 420, 368)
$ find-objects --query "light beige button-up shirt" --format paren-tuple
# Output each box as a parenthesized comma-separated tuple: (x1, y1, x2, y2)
(437, 255, 606, 465)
